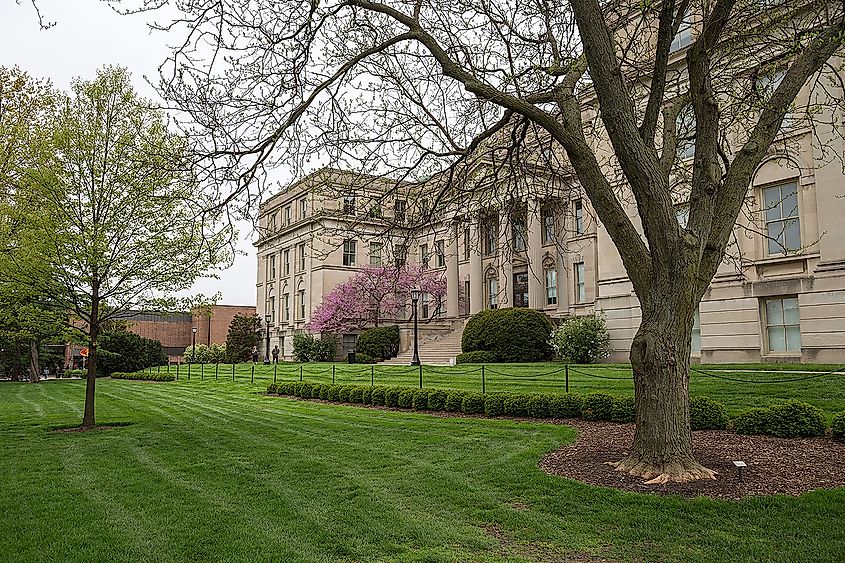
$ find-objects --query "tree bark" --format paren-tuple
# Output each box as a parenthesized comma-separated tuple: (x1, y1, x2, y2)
(81, 280, 99, 430)
(29, 339, 41, 383)
(609, 281, 716, 483)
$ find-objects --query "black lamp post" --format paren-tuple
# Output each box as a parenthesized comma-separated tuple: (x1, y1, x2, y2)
(410, 288, 421, 366)
(191, 326, 197, 362)
(264, 313, 272, 364)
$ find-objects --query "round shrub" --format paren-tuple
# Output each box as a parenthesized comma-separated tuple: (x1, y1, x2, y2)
(503, 394, 530, 417)
(356, 326, 400, 359)
(831, 411, 845, 442)
(461, 309, 554, 362)
(549, 394, 582, 418)
(349, 387, 364, 403)
(354, 352, 376, 364)
(583, 393, 615, 421)
(610, 396, 635, 423)
(445, 390, 466, 412)
(462, 392, 486, 414)
(427, 389, 447, 411)
(338, 385, 354, 402)
(550, 314, 611, 363)
(299, 382, 314, 399)
(315, 384, 328, 400)
(385, 387, 402, 408)
(766, 400, 825, 438)
(266, 383, 277, 394)
(398, 389, 415, 409)
(732, 408, 770, 435)
(361, 386, 373, 404)
(484, 394, 506, 417)
(412, 389, 430, 410)
(527, 395, 552, 418)
(370, 386, 386, 406)
(690, 396, 728, 430)
(456, 351, 497, 364)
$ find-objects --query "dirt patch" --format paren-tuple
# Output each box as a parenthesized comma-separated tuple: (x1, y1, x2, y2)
(540, 420, 845, 500)
(481, 523, 616, 562)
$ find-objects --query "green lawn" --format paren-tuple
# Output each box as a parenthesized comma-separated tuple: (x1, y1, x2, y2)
(162, 361, 845, 418)
(1, 379, 843, 562)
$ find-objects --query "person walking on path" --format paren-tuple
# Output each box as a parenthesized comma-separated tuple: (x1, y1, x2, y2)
(251, 345, 259, 363)
(272, 345, 280, 363)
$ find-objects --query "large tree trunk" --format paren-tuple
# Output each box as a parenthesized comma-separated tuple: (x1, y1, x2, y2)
(29, 339, 41, 383)
(82, 282, 100, 430)
(609, 283, 716, 484)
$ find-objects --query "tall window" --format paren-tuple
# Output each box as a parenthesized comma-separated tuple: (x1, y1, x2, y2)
(463, 228, 470, 260)
(284, 206, 291, 226)
(765, 296, 800, 352)
(487, 277, 498, 309)
(574, 262, 586, 303)
(574, 200, 585, 235)
(395, 244, 407, 267)
(283, 293, 290, 321)
(545, 268, 557, 305)
(265, 256, 270, 281)
(369, 242, 383, 266)
(670, 11, 693, 52)
(269, 212, 277, 231)
(299, 198, 307, 220)
(394, 199, 406, 224)
(343, 193, 356, 215)
(483, 217, 498, 256)
(421, 293, 430, 318)
(343, 239, 357, 266)
(755, 69, 794, 129)
(691, 309, 701, 354)
(298, 243, 306, 272)
(269, 254, 276, 279)
(677, 106, 696, 160)
(464, 280, 471, 313)
(513, 216, 527, 251)
(284, 249, 290, 276)
(763, 182, 800, 254)
(542, 208, 556, 243)
(435, 240, 445, 268)
(298, 289, 306, 320)
(269, 296, 276, 324)
(419, 244, 429, 269)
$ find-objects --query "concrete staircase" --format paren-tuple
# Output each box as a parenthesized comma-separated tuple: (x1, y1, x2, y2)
(382, 326, 463, 366)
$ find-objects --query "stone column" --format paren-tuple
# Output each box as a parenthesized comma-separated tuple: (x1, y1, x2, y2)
(470, 219, 484, 314)
(527, 198, 544, 309)
(498, 213, 512, 308)
(445, 222, 459, 318)
(557, 249, 569, 314)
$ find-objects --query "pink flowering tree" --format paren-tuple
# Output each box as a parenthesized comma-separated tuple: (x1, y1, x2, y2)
(307, 264, 447, 333)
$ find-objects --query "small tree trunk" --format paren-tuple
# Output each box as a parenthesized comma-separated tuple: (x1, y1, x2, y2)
(609, 287, 716, 484)
(29, 339, 41, 383)
(81, 281, 100, 430)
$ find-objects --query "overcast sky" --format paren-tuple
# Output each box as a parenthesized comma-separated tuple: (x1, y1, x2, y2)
(1, 0, 259, 306)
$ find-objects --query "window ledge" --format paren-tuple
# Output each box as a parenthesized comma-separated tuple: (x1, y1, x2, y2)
(752, 252, 818, 266)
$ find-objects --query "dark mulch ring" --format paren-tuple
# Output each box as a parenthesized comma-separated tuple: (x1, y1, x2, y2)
(540, 420, 845, 500)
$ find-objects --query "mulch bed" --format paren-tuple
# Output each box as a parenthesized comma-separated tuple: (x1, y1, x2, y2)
(540, 420, 845, 500)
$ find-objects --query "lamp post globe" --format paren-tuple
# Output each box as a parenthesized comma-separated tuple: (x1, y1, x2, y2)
(264, 313, 272, 364)
(191, 326, 197, 363)
(410, 288, 421, 366)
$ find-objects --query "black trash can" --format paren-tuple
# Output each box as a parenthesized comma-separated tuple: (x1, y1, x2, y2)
(347, 352, 356, 364)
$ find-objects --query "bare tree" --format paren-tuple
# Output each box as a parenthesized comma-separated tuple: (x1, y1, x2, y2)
(126, 0, 843, 482)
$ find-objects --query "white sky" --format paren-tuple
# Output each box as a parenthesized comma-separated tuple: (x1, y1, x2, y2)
(1, 0, 259, 306)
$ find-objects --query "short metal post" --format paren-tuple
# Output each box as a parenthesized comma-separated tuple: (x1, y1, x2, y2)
(300, 365, 303, 382)
(482, 365, 486, 394)
(176, 362, 179, 380)
(188, 362, 191, 380)
(232, 362, 235, 381)
(565, 364, 569, 393)
(274, 363, 277, 383)
(215, 363, 219, 380)
(251, 364, 254, 384)
(419, 364, 423, 389)
(167, 362, 170, 373)
(157, 364, 160, 373)
(332, 364, 336, 384)
(201, 363, 204, 380)
(371, 365, 374, 386)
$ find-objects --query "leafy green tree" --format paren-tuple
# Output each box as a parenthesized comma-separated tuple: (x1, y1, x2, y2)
(98, 329, 167, 375)
(225, 314, 260, 363)
(10, 67, 229, 429)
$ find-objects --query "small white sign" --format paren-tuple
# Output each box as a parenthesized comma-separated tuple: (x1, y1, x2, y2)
(732, 460, 747, 468)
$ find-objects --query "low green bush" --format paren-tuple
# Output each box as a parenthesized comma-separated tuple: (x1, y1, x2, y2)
(732, 408, 770, 435)
(412, 389, 430, 410)
(362, 386, 374, 405)
(690, 397, 728, 430)
(338, 385, 353, 402)
(398, 389, 415, 409)
(445, 390, 465, 412)
(427, 389, 447, 411)
(455, 351, 497, 364)
(609, 396, 635, 423)
(462, 392, 485, 414)
(503, 394, 530, 417)
(583, 393, 615, 421)
(550, 314, 611, 363)
(527, 394, 551, 418)
(484, 394, 505, 417)
(266, 383, 278, 394)
(313, 384, 326, 400)
(300, 382, 314, 399)
(63, 369, 86, 378)
(549, 394, 582, 418)
(767, 400, 825, 438)
(111, 371, 176, 382)
(282, 382, 296, 395)
(371, 386, 386, 406)
(356, 326, 400, 360)
(349, 387, 364, 403)
(461, 308, 554, 362)
(354, 352, 376, 364)
(832, 411, 845, 442)
(385, 387, 402, 408)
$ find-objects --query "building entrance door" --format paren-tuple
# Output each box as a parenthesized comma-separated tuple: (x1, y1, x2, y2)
(513, 272, 529, 308)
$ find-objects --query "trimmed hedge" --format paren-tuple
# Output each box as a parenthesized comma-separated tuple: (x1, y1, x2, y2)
(385, 387, 402, 408)
(461, 309, 554, 362)
(609, 396, 635, 423)
(527, 395, 551, 418)
(371, 386, 386, 406)
(427, 389, 447, 411)
(445, 390, 465, 412)
(832, 411, 845, 442)
(356, 326, 400, 360)
(462, 392, 485, 414)
(484, 394, 505, 417)
(63, 369, 87, 378)
(732, 401, 826, 438)
(111, 371, 175, 382)
(583, 393, 615, 421)
(412, 389, 430, 410)
(354, 352, 376, 364)
(456, 351, 497, 364)
(549, 394, 582, 418)
(690, 396, 728, 430)
(503, 394, 529, 417)
(398, 389, 415, 409)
